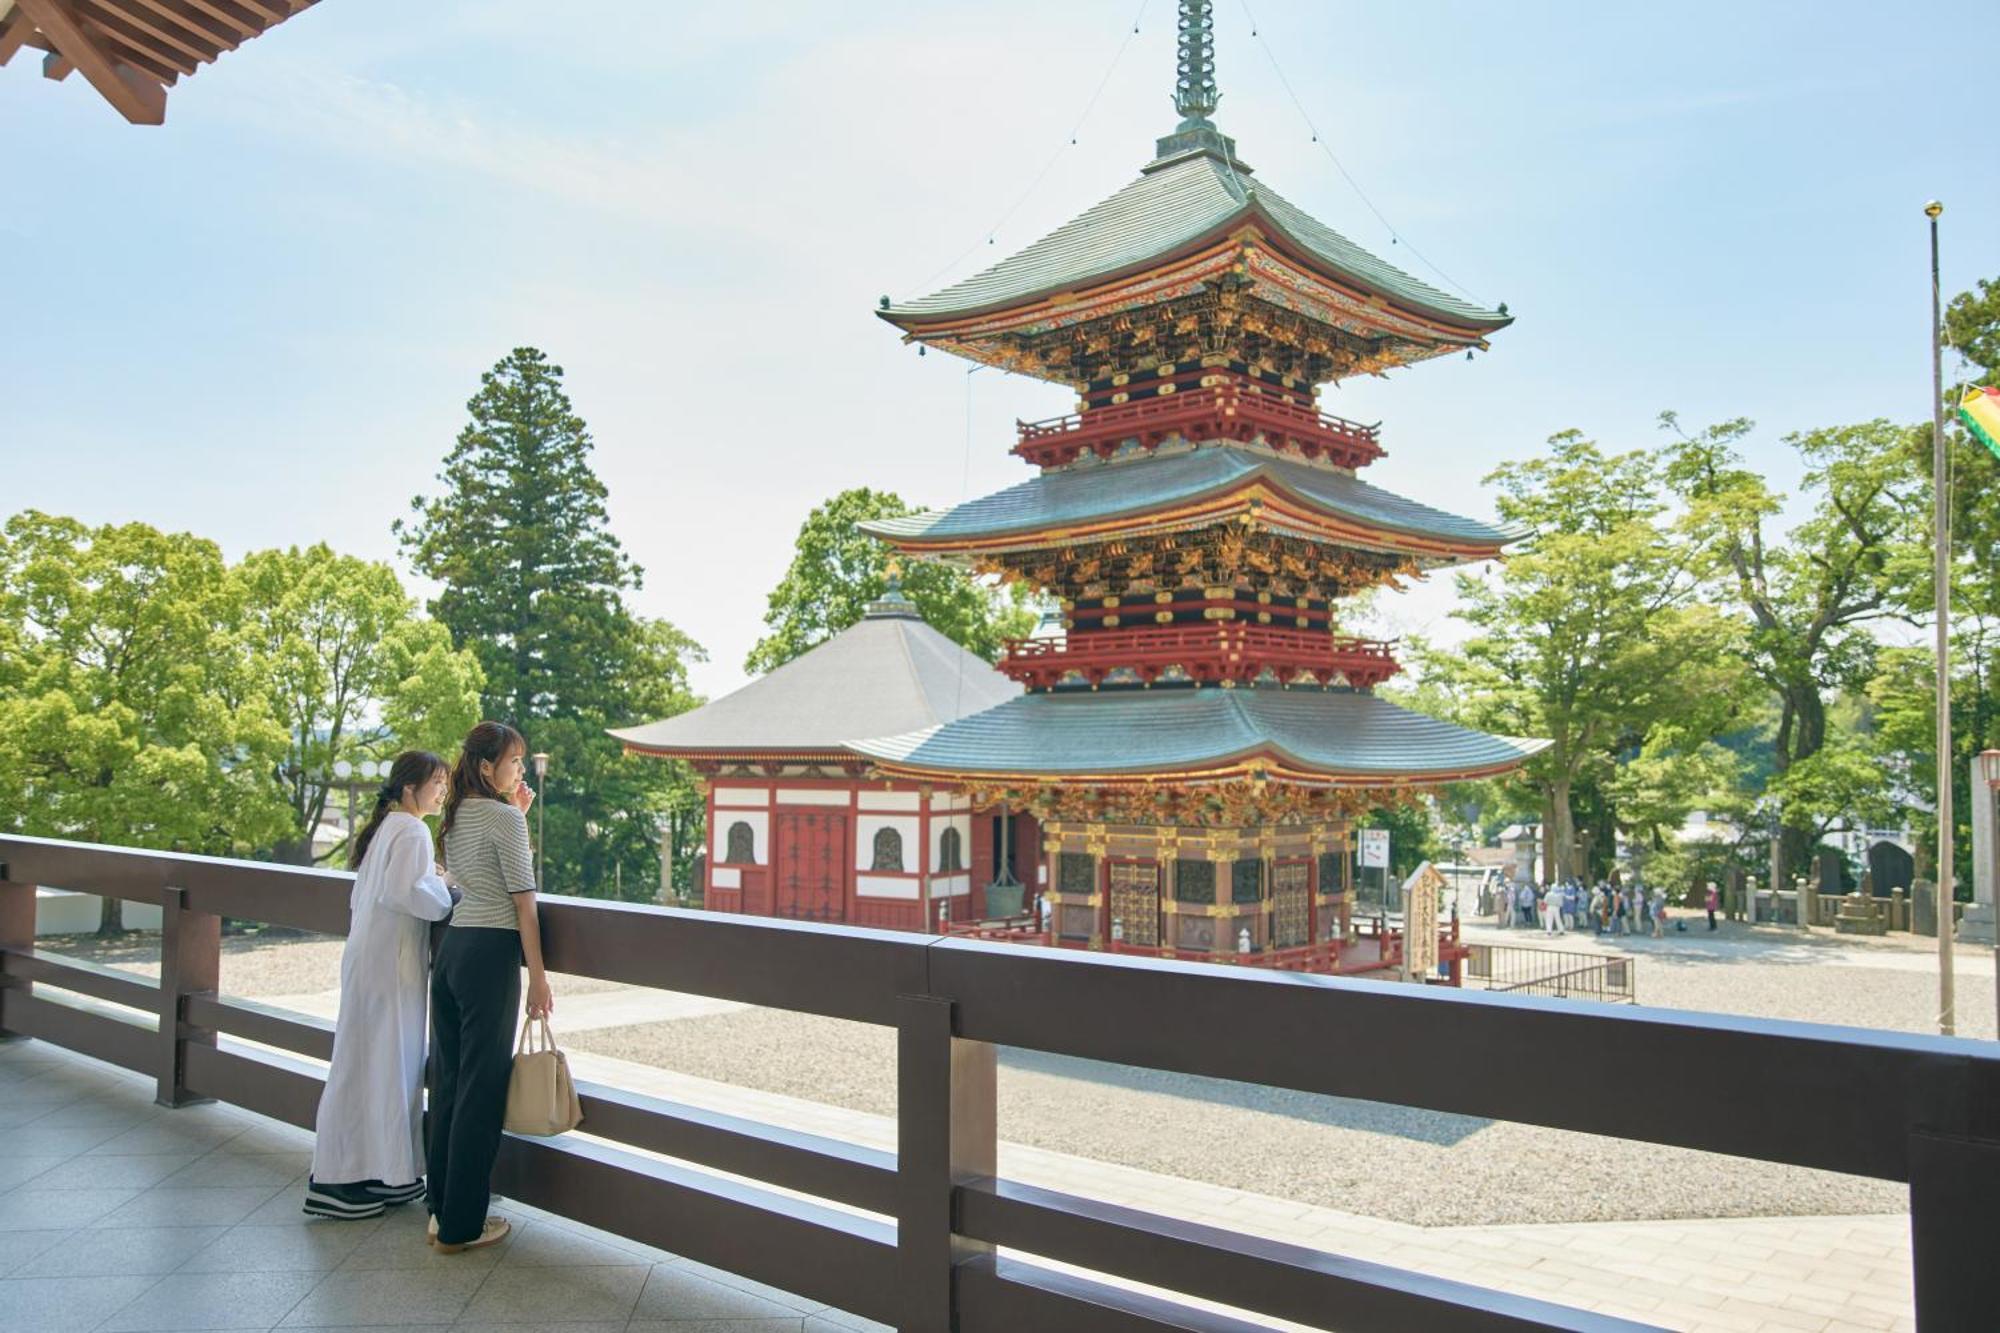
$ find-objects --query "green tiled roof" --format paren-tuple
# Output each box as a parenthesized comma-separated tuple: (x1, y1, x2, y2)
(859, 444, 1518, 553)
(882, 146, 1506, 329)
(850, 686, 1546, 781)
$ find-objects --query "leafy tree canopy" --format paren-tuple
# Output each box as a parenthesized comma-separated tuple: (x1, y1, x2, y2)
(746, 487, 1040, 675)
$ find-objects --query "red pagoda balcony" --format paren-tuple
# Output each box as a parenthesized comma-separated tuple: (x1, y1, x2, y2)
(1015, 383, 1383, 470)
(998, 625, 1401, 691)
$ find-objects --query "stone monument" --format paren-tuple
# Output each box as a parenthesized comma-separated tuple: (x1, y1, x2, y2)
(1963, 751, 1999, 945)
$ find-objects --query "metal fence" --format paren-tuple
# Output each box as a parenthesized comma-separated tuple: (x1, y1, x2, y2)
(1463, 944, 1637, 1004)
(3, 833, 1998, 1331)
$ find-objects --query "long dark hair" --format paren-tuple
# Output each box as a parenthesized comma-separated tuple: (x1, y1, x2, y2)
(441, 721, 528, 841)
(349, 750, 449, 870)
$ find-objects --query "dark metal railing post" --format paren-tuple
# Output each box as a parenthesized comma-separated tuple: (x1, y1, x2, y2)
(1910, 1131, 2000, 1327)
(0, 864, 31, 1040)
(155, 885, 220, 1107)
(896, 992, 996, 1332)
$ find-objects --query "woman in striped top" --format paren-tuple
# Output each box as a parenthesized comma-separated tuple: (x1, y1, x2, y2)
(425, 721, 553, 1254)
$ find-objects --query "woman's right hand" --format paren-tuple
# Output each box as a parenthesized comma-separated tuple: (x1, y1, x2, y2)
(511, 782, 535, 814)
(525, 973, 553, 1019)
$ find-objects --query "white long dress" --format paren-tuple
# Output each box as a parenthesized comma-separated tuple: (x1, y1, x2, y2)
(310, 813, 455, 1185)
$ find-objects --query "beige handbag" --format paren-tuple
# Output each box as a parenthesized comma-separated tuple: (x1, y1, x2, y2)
(503, 1015, 584, 1136)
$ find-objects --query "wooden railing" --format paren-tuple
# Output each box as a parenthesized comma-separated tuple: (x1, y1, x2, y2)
(1013, 386, 1385, 469)
(3, 832, 1998, 1330)
(999, 624, 1401, 690)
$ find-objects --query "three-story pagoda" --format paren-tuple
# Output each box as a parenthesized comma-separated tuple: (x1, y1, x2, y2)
(851, 1, 1543, 963)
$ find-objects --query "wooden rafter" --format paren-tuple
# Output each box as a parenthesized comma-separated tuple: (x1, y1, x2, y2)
(127, 0, 241, 52)
(13, 0, 163, 121)
(0, 7, 35, 64)
(4, 0, 317, 123)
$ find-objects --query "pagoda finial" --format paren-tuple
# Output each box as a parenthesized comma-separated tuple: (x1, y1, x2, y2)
(1173, 0, 1219, 129)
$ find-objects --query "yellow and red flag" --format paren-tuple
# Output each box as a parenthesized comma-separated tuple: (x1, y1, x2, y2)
(1961, 385, 2000, 462)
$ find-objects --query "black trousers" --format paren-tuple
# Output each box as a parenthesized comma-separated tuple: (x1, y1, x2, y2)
(426, 925, 520, 1244)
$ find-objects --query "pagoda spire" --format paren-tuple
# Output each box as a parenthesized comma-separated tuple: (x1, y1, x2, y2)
(1173, 0, 1219, 129)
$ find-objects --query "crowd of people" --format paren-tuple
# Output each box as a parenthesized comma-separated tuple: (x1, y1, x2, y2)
(1486, 876, 1723, 937)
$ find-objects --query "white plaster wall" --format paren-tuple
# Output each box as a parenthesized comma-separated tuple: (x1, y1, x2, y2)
(711, 866, 742, 889)
(932, 873, 971, 898)
(855, 814, 919, 872)
(712, 810, 768, 865)
(712, 786, 770, 807)
(929, 791, 971, 811)
(775, 789, 849, 807)
(856, 875, 919, 899)
(858, 791, 921, 813)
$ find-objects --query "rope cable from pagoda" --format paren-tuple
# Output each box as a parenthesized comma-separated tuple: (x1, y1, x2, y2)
(905, 0, 1154, 297)
(1235, 0, 1482, 304)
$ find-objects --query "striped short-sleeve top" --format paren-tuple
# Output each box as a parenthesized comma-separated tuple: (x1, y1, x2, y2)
(442, 797, 536, 930)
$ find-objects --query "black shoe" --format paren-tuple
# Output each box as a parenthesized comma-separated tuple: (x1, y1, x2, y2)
(361, 1178, 425, 1206)
(303, 1176, 387, 1220)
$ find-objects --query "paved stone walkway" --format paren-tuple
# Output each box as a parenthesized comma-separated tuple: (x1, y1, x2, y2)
(0, 1031, 1918, 1332)
(0, 1039, 885, 1333)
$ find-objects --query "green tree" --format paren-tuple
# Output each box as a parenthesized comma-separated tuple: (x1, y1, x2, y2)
(747, 488, 1040, 675)
(1421, 431, 1747, 881)
(0, 513, 293, 930)
(1662, 414, 1927, 883)
(398, 348, 705, 899)
(234, 544, 484, 864)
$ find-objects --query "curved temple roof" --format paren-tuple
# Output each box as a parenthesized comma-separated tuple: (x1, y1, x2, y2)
(851, 686, 1547, 786)
(860, 444, 1519, 559)
(881, 144, 1508, 333)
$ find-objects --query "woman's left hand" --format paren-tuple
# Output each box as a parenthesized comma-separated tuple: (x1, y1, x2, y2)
(525, 974, 554, 1019)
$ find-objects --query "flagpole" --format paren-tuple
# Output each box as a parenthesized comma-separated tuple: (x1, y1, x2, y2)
(1926, 200, 1955, 1037)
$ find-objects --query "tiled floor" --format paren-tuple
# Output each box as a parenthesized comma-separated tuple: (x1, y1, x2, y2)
(0, 1039, 888, 1332)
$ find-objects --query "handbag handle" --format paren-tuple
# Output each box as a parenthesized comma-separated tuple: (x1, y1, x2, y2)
(515, 1014, 555, 1056)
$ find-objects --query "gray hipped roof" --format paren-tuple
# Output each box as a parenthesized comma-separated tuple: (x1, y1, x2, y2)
(611, 593, 1020, 757)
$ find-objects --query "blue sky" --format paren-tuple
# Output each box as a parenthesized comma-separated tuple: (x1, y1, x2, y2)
(4, 1, 1995, 702)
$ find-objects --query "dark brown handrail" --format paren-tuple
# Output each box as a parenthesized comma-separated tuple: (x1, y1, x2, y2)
(3, 832, 1996, 1330)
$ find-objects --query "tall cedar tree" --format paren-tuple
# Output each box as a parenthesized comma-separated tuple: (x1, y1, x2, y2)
(399, 348, 702, 900)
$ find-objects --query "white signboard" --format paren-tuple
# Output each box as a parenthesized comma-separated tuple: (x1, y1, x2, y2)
(1359, 828, 1390, 870)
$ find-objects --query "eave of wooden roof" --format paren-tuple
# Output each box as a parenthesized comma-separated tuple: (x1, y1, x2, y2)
(1, 0, 319, 125)
(859, 442, 1520, 565)
(848, 686, 1549, 788)
(880, 144, 1509, 340)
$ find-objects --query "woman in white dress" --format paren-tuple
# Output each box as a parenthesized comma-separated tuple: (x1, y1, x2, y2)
(304, 751, 456, 1221)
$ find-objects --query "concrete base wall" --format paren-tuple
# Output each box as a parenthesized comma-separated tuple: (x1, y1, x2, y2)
(35, 888, 162, 935)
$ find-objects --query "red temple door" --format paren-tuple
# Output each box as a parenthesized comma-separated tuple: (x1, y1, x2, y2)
(775, 810, 847, 923)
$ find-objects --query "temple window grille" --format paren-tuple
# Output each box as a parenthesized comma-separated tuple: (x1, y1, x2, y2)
(1232, 858, 1265, 904)
(937, 827, 965, 873)
(725, 821, 756, 865)
(1174, 859, 1216, 904)
(872, 828, 905, 872)
(1060, 852, 1097, 894)
(1318, 852, 1342, 895)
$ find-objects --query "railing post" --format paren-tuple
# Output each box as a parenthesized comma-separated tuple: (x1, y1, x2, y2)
(155, 885, 220, 1107)
(1910, 1131, 2000, 1327)
(896, 992, 996, 1333)
(0, 865, 31, 1040)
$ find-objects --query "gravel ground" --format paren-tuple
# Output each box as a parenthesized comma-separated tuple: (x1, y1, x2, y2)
(565, 923, 1996, 1229)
